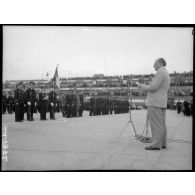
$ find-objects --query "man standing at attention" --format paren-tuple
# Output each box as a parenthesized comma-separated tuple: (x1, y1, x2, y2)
(137, 58, 171, 150)
(14, 81, 24, 122)
(38, 85, 48, 120)
(25, 81, 37, 121)
(49, 86, 57, 120)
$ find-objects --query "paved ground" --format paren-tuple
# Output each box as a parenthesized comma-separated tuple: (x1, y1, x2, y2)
(2, 109, 192, 170)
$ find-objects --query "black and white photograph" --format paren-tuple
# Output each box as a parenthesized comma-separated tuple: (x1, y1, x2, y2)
(1, 25, 193, 171)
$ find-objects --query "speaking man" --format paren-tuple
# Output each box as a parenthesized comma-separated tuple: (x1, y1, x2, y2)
(137, 58, 171, 150)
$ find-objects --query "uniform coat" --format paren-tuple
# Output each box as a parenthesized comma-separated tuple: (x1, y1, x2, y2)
(38, 91, 48, 120)
(7, 95, 14, 114)
(49, 90, 57, 119)
(25, 88, 37, 121)
(14, 88, 24, 121)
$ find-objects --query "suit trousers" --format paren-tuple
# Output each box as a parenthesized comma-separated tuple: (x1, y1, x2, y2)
(147, 106, 167, 148)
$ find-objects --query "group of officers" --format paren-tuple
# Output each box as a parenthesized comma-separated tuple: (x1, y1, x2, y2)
(89, 94, 130, 116)
(13, 81, 54, 122)
(3, 81, 85, 122)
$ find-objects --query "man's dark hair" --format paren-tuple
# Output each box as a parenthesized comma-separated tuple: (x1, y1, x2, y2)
(158, 58, 166, 66)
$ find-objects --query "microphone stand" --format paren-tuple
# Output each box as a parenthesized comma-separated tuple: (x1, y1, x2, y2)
(128, 80, 138, 141)
(116, 79, 152, 143)
(117, 78, 138, 142)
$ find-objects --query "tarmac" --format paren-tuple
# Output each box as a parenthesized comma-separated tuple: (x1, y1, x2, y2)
(2, 109, 192, 171)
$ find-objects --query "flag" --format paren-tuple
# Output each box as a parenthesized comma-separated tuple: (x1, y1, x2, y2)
(46, 72, 50, 81)
(52, 65, 60, 88)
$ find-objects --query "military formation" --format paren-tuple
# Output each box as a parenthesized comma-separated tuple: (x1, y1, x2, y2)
(2, 81, 85, 122)
(3, 81, 193, 122)
(88, 94, 130, 116)
(2, 81, 131, 122)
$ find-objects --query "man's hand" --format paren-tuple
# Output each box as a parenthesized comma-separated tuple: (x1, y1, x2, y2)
(27, 101, 31, 106)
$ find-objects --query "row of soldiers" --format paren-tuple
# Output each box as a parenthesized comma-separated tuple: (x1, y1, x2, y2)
(60, 91, 84, 118)
(3, 81, 85, 122)
(89, 94, 130, 116)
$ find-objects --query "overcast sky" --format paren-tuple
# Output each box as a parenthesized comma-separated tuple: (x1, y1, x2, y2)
(3, 26, 193, 81)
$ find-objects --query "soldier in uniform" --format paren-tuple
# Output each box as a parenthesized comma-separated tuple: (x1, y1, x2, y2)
(125, 99, 130, 113)
(95, 96, 101, 115)
(79, 92, 84, 117)
(7, 91, 14, 114)
(49, 87, 57, 119)
(61, 93, 67, 117)
(76, 91, 81, 117)
(89, 94, 95, 116)
(2, 91, 7, 114)
(114, 99, 118, 114)
(176, 100, 182, 114)
(102, 96, 107, 115)
(25, 81, 37, 121)
(71, 90, 77, 117)
(38, 86, 48, 120)
(183, 100, 191, 116)
(109, 98, 113, 115)
(21, 82, 27, 120)
(65, 91, 72, 118)
(105, 96, 110, 115)
(14, 81, 24, 122)
(56, 96, 61, 113)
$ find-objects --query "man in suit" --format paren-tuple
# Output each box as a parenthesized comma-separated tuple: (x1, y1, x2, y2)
(137, 58, 171, 150)
(25, 81, 37, 121)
